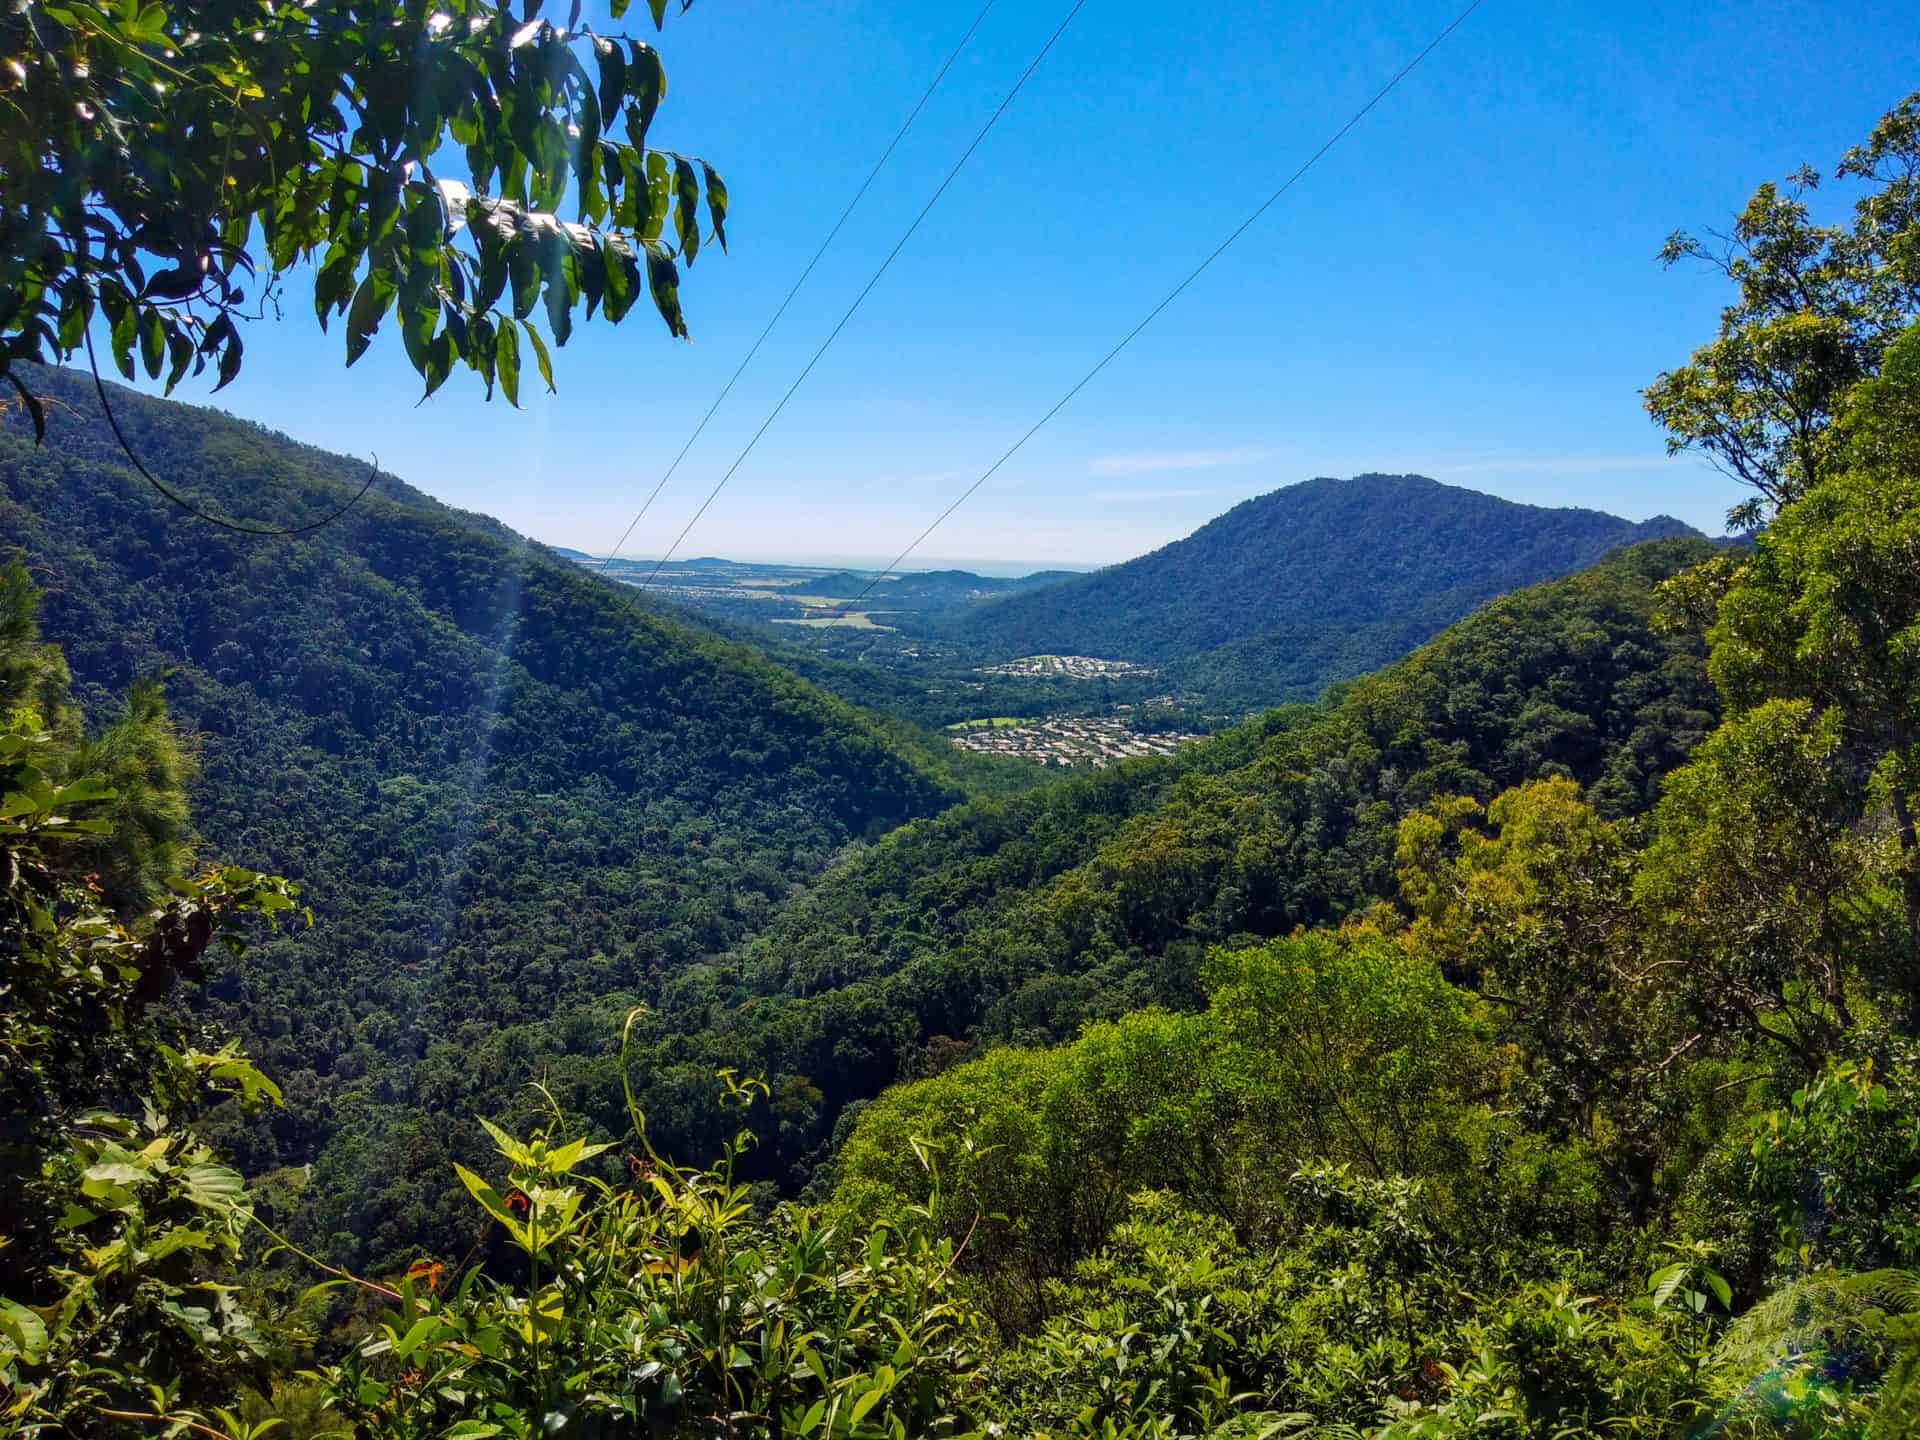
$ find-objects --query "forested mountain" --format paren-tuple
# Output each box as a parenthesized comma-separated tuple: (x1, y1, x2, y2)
(583, 536, 1721, 1196)
(951, 474, 1699, 704)
(0, 366, 992, 1261)
(9, 42, 1920, 1438)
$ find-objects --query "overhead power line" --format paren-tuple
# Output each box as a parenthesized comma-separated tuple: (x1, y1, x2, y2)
(595, 0, 1000, 575)
(82, 328, 380, 536)
(852, 0, 1486, 602)
(636, 0, 1093, 592)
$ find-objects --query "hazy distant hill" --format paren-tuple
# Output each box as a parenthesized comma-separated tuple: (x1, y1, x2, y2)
(951, 474, 1700, 705)
(0, 366, 981, 1260)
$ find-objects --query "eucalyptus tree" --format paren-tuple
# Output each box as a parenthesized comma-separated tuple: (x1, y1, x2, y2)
(1645, 93, 1920, 529)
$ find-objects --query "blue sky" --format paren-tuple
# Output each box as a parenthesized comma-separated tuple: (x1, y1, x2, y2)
(136, 0, 1920, 567)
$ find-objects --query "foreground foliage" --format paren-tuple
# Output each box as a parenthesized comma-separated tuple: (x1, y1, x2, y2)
(12, 80, 1920, 1440)
(2, 0, 725, 419)
(0, 365, 996, 1274)
(0, 560, 300, 1434)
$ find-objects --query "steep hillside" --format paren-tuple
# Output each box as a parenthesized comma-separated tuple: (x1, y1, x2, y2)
(568, 537, 1721, 1195)
(951, 474, 1699, 705)
(0, 366, 979, 1258)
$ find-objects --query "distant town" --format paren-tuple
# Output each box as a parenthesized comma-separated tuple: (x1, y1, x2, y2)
(975, 654, 1158, 679)
(948, 715, 1199, 768)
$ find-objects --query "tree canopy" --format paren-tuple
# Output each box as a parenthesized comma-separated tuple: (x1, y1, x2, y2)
(1645, 92, 1920, 528)
(1, 0, 725, 428)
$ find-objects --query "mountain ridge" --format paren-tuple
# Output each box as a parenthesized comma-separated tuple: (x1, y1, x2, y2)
(0, 365, 992, 1255)
(949, 473, 1700, 705)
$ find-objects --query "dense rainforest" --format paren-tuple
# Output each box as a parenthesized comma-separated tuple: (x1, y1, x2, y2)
(603, 534, 1721, 1197)
(5, 21, 1920, 1440)
(946, 475, 1700, 707)
(0, 364, 1030, 1266)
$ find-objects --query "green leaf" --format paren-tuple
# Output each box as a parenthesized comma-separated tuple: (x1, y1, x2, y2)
(164, 327, 194, 393)
(140, 307, 166, 379)
(544, 269, 574, 347)
(544, 1136, 616, 1174)
(181, 1163, 247, 1213)
(84, 1161, 147, 1187)
(672, 155, 700, 264)
(495, 320, 522, 407)
(454, 1163, 530, 1248)
(1704, 1269, 1733, 1311)
(642, 242, 686, 339)
(109, 293, 138, 380)
(478, 1117, 538, 1168)
(624, 43, 665, 151)
(701, 162, 728, 253)
(401, 291, 438, 378)
(1647, 1262, 1687, 1309)
(602, 235, 639, 322)
(206, 1056, 284, 1108)
(593, 35, 626, 118)
(849, 1386, 886, 1427)
(509, 236, 541, 320)
(143, 264, 202, 303)
(522, 321, 554, 392)
(50, 775, 118, 807)
(390, 1314, 444, 1361)
(147, 1226, 215, 1261)
(346, 273, 395, 366)
(0, 1297, 48, 1362)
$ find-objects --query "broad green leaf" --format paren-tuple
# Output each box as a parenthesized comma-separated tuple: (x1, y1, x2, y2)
(545, 1136, 616, 1174)
(454, 1162, 531, 1249)
(522, 321, 555, 392)
(1704, 1269, 1733, 1311)
(478, 1117, 537, 1168)
(346, 273, 395, 366)
(849, 1386, 886, 1427)
(672, 155, 699, 264)
(496, 320, 522, 406)
(624, 43, 665, 151)
(390, 1314, 444, 1361)
(146, 1226, 215, 1261)
(140, 306, 166, 379)
(1647, 1262, 1687, 1309)
(603, 235, 639, 322)
(181, 1163, 247, 1213)
(0, 1297, 48, 1362)
(206, 1057, 284, 1108)
(84, 1161, 147, 1187)
(50, 775, 118, 807)
(593, 36, 626, 117)
(642, 242, 685, 338)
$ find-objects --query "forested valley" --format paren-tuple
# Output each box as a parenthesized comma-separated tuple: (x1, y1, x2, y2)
(0, 363, 1024, 1268)
(6, 0, 1920, 1433)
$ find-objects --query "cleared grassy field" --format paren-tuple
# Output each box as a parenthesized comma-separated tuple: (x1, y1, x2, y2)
(771, 611, 893, 630)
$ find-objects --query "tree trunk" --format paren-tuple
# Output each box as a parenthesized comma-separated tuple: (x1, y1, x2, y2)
(1892, 783, 1920, 957)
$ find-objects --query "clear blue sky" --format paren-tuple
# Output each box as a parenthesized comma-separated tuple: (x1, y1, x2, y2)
(135, 0, 1920, 567)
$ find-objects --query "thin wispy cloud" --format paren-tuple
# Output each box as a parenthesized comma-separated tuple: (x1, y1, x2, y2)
(1088, 446, 1269, 476)
(1093, 485, 1252, 504)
